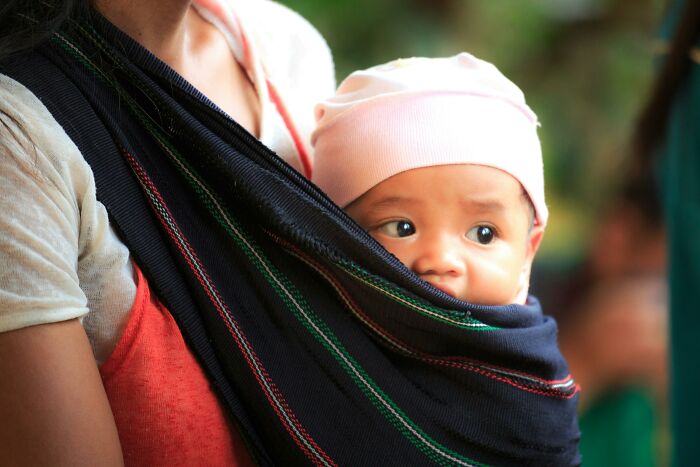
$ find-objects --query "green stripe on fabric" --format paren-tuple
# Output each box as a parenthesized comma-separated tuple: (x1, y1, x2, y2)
(339, 263, 500, 331)
(55, 28, 490, 466)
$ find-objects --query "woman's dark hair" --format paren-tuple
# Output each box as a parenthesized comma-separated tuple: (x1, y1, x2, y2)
(0, 1, 90, 161)
(0, 0, 89, 61)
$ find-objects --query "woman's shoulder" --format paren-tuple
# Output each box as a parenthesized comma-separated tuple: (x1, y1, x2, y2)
(0, 73, 135, 363)
(240, 0, 335, 92)
(0, 73, 92, 216)
(1, 72, 65, 134)
(0, 73, 92, 329)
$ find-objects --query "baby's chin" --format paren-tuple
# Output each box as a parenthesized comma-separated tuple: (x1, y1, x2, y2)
(428, 281, 459, 298)
(462, 284, 529, 306)
(423, 278, 527, 306)
(447, 288, 525, 307)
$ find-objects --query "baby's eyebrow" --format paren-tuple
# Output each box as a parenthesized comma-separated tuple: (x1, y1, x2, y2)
(461, 198, 507, 212)
(369, 196, 422, 208)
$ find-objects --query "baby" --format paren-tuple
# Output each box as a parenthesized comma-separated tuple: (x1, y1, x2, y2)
(311, 53, 546, 305)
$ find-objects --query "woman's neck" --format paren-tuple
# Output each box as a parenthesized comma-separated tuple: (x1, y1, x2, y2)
(92, 0, 262, 137)
(93, 0, 196, 67)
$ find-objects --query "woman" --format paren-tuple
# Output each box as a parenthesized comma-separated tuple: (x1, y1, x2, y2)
(0, 1, 580, 465)
(0, 0, 333, 464)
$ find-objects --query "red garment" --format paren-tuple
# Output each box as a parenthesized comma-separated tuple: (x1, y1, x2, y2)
(100, 265, 255, 466)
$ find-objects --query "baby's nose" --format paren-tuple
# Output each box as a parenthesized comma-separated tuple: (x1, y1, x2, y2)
(411, 238, 466, 277)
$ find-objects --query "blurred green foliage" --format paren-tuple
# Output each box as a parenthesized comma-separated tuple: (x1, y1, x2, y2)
(281, 0, 665, 262)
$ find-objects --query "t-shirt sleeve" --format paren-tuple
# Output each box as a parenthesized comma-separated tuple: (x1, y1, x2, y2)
(0, 75, 90, 332)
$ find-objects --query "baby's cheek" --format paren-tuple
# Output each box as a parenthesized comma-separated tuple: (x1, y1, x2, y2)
(374, 238, 411, 266)
(467, 256, 522, 305)
(470, 279, 517, 305)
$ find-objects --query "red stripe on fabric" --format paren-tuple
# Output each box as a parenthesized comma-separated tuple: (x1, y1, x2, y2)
(127, 156, 318, 463)
(281, 239, 579, 400)
(121, 150, 336, 466)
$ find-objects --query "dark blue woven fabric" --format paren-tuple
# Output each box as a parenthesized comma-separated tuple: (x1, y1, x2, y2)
(1, 13, 580, 466)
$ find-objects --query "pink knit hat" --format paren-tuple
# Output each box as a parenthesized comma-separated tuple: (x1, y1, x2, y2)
(311, 52, 548, 226)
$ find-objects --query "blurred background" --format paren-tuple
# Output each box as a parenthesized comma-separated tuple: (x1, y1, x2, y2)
(280, 0, 670, 465)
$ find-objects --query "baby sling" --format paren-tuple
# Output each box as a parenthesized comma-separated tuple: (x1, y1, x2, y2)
(0, 13, 580, 466)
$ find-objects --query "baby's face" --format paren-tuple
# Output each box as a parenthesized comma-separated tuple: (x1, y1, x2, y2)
(345, 165, 543, 305)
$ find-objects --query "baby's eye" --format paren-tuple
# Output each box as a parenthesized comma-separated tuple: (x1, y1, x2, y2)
(466, 225, 495, 244)
(377, 220, 416, 238)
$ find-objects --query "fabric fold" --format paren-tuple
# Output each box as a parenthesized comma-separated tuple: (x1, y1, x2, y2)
(1, 12, 580, 466)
